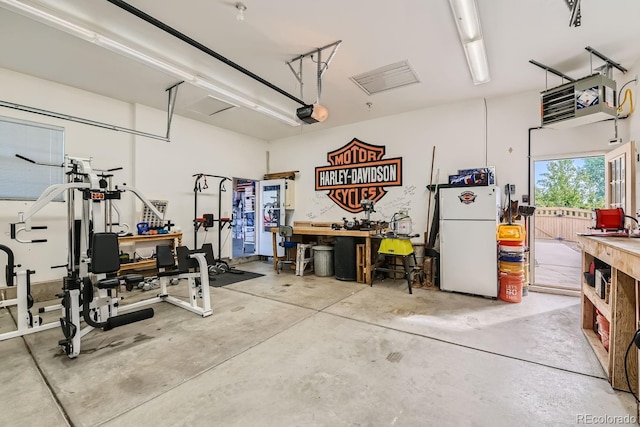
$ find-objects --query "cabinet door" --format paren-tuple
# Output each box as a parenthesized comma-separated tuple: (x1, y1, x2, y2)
(605, 141, 636, 215)
(257, 179, 285, 256)
(284, 179, 295, 209)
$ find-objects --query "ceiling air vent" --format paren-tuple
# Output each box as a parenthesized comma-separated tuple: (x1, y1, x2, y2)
(350, 60, 420, 95)
(541, 73, 617, 129)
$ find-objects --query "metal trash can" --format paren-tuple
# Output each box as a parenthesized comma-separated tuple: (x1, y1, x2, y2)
(312, 245, 334, 277)
(334, 236, 357, 281)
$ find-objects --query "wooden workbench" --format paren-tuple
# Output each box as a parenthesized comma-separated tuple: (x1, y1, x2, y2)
(271, 227, 379, 283)
(577, 235, 639, 392)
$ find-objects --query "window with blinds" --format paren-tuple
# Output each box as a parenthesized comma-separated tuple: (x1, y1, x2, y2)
(0, 116, 64, 201)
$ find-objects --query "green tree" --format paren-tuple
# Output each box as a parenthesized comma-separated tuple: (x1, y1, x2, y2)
(535, 157, 604, 209)
(578, 157, 605, 208)
(536, 159, 583, 207)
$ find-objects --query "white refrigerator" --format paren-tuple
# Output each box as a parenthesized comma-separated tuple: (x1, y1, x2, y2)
(439, 185, 500, 298)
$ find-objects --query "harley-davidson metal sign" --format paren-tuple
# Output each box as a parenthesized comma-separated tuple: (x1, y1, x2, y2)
(315, 138, 402, 213)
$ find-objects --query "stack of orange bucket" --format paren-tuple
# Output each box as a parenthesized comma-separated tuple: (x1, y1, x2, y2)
(497, 223, 526, 303)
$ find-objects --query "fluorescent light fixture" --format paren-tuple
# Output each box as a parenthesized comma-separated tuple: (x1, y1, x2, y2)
(448, 0, 490, 85)
(0, 0, 302, 127)
(95, 35, 196, 82)
(449, 0, 481, 41)
(255, 105, 301, 127)
(463, 40, 490, 84)
(193, 77, 257, 109)
(0, 0, 97, 41)
(195, 78, 299, 126)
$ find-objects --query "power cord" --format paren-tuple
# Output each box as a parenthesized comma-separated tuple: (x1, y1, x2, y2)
(624, 328, 640, 402)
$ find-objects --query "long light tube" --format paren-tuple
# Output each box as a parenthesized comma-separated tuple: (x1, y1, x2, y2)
(194, 78, 300, 126)
(0, 0, 97, 41)
(0, 0, 301, 126)
(463, 40, 490, 84)
(448, 0, 490, 85)
(193, 77, 258, 109)
(449, 0, 481, 41)
(94, 35, 196, 82)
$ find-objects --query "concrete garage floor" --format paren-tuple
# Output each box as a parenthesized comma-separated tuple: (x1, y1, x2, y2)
(0, 260, 635, 426)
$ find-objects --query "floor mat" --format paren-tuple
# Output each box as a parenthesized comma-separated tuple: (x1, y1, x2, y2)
(209, 270, 265, 287)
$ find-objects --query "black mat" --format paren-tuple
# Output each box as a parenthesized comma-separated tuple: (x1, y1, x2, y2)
(208, 269, 265, 287)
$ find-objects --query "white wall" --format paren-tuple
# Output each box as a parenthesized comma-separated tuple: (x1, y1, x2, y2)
(0, 68, 267, 285)
(267, 93, 544, 238)
(132, 104, 267, 257)
(269, 100, 496, 237)
(268, 78, 636, 239)
(3, 62, 638, 285)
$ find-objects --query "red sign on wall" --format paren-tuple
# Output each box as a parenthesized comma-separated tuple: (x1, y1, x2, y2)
(315, 138, 402, 213)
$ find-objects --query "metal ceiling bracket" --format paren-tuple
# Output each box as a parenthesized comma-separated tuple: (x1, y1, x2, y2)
(286, 41, 342, 104)
(0, 100, 171, 142)
(286, 58, 304, 101)
(585, 46, 627, 76)
(0, 82, 184, 142)
(564, 0, 581, 27)
(165, 81, 182, 139)
(529, 59, 576, 89)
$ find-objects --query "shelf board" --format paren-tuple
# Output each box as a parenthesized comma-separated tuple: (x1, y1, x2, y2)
(582, 328, 610, 374)
(119, 259, 156, 272)
(582, 282, 611, 320)
(118, 232, 182, 243)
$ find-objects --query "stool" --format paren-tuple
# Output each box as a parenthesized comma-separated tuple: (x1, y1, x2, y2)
(277, 225, 297, 273)
(295, 243, 315, 276)
(372, 238, 422, 294)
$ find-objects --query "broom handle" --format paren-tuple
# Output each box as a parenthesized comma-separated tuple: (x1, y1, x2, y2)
(425, 146, 436, 245)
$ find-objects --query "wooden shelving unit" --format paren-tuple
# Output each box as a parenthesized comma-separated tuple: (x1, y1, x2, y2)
(117, 232, 182, 273)
(578, 235, 638, 392)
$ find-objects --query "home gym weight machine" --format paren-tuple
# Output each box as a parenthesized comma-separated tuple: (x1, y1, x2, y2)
(0, 244, 60, 340)
(12, 156, 212, 358)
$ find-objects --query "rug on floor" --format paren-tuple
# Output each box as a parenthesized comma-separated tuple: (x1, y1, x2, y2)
(209, 270, 265, 287)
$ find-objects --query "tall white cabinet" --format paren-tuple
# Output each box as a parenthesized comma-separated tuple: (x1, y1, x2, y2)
(257, 178, 295, 256)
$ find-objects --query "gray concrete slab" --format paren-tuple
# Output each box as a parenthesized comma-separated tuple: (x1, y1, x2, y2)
(224, 260, 366, 310)
(22, 287, 314, 427)
(0, 309, 68, 426)
(4, 259, 635, 426)
(324, 283, 606, 378)
(101, 312, 633, 427)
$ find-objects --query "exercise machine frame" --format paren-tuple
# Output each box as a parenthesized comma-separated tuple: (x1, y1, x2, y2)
(12, 156, 212, 358)
(0, 245, 60, 340)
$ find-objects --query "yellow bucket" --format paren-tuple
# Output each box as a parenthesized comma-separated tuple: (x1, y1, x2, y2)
(497, 223, 525, 242)
(499, 261, 525, 273)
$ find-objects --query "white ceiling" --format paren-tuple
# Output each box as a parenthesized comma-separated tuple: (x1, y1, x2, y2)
(1, 0, 640, 141)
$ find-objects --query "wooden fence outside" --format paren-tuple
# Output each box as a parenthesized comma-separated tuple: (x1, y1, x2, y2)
(534, 207, 593, 242)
